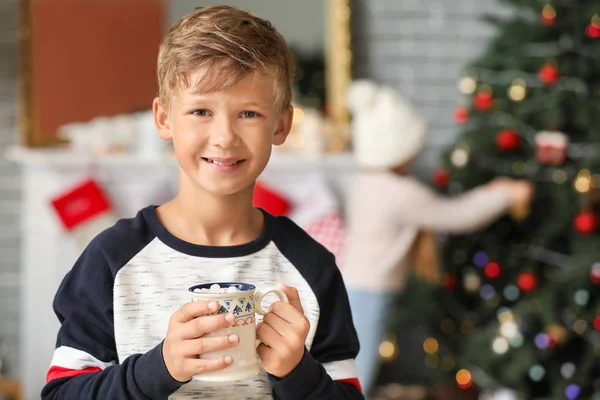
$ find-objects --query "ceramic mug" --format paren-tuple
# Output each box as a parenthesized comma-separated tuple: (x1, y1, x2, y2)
(188, 282, 288, 381)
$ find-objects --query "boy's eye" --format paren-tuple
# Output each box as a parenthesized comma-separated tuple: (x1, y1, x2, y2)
(241, 111, 260, 118)
(192, 109, 210, 117)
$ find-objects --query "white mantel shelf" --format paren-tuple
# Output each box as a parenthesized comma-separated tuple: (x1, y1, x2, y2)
(7, 146, 356, 170)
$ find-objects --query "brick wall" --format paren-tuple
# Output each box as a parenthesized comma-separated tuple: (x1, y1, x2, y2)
(0, 0, 20, 378)
(350, 0, 510, 176)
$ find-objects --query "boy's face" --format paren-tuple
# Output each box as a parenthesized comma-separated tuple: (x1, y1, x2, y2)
(153, 69, 293, 196)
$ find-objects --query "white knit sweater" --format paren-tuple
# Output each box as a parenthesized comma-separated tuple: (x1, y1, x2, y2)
(341, 172, 510, 292)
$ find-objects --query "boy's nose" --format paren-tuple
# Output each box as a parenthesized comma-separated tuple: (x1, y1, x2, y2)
(210, 118, 240, 148)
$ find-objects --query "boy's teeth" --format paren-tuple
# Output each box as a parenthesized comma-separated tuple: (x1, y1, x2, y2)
(209, 159, 238, 166)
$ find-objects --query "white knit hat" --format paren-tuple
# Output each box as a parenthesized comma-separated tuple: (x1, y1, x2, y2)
(347, 80, 427, 169)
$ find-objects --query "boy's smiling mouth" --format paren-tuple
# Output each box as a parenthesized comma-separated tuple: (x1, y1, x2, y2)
(201, 157, 246, 171)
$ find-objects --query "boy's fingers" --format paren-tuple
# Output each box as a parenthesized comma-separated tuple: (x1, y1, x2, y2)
(181, 313, 235, 339)
(185, 335, 239, 357)
(279, 285, 304, 313)
(174, 301, 219, 323)
(188, 356, 233, 376)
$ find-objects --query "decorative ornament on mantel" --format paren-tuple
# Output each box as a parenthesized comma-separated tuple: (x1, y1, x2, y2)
(50, 179, 118, 251)
(535, 131, 568, 166)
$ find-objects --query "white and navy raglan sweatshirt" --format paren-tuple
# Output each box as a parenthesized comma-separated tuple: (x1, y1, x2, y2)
(41, 206, 363, 400)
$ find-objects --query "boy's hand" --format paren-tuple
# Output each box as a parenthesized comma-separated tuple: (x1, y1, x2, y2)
(163, 301, 239, 382)
(256, 285, 310, 378)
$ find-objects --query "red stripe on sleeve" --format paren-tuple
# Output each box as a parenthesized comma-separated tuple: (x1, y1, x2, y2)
(46, 366, 102, 382)
(335, 378, 362, 392)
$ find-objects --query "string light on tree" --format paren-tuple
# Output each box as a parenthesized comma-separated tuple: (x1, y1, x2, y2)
(451, 146, 470, 167)
(492, 337, 509, 354)
(566, 385, 581, 400)
(500, 321, 519, 338)
(508, 78, 527, 101)
(561, 363, 576, 380)
(529, 364, 546, 382)
(541, 4, 556, 25)
(379, 335, 399, 362)
(456, 369, 473, 390)
(464, 272, 481, 293)
(458, 76, 477, 94)
(538, 63, 560, 85)
(574, 289, 590, 306)
(423, 338, 439, 354)
(573, 320, 587, 335)
(574, 169, 591, 193)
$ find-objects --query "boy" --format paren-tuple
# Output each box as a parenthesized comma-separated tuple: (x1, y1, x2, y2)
(42, 6, 362, 400)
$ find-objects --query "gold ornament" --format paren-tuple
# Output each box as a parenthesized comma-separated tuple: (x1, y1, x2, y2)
(509, 203, 530, 221)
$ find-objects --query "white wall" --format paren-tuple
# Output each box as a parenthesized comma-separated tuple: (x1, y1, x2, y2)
(168, 0, 325, 54)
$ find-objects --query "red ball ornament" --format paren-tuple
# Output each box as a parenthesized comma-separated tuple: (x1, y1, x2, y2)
(587, 23, 600, 38)
(594, 316, 600, 331)
(539, 64, 560, 85)
(541, 5, 556, 26)
(574, 211, 598, 235)
(517, 272, 538, 292)
(541, 14, 555, 25)
(496, 130, 521, 152)
(453, 107, 469, 124)
(433, 169, 450, 187)
(474, 91, 494, 111)
(484, 262, 501, 279)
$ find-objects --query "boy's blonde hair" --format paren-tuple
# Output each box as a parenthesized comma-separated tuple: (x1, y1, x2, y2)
(157, 5, 295, 113)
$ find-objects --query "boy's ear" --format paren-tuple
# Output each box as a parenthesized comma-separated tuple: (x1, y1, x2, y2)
(153, 97, 172, 140)
(272, 106, 294, 146)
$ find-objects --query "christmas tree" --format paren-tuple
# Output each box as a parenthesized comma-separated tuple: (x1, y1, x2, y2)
(398, 1, 600, 399)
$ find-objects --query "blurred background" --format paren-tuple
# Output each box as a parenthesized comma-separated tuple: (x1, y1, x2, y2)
(2, 0, 600, 399)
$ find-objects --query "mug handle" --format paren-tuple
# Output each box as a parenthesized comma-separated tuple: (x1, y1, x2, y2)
(254, 288, 289, 315)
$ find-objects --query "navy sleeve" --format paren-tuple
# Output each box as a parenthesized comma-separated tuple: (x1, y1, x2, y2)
(270, 216, 364, 399)
(41, 215, 183, 399)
